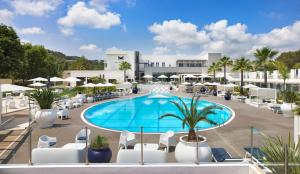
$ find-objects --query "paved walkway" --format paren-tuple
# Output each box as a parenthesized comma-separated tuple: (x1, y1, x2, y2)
(4, 91, 293, 164)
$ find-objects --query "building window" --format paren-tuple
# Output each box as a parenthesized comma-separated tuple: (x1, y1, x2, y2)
(118, 56, 124, 60)
(151, 62, 154, 67)
(156, 62, 159, 67)
(178, 63, 183, 67)
(162, 62, 165, 67)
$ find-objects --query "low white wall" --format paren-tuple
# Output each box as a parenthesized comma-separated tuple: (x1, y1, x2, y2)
(0, 164, 261, 174)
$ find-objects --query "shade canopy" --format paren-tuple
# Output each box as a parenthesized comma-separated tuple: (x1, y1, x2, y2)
(194, 82, 204, 86)
(29, 82, 46, 87)
(96, 83, 104, 87)
(243, 84, 258, 89)
(223, 83, 238, 88)
(81, 83, 96, 88)
(28, 77, 47, 81)
(143, 75, 153, 79)
(50, 77, 64, 82)
(181, 82, 191, 85)
(103, 83, 115, 87)
(64, 77, 81, 82)
(0, 84, 34, 92)
(157, 75, 168, 79)
(185, 74, 196, 78)
(170, 75, 179, 79)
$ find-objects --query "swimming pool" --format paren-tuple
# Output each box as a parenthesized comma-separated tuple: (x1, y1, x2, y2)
(82, 94, 234, 133)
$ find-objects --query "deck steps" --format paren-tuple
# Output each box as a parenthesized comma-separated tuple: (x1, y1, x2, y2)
(0, 129, 28, 164)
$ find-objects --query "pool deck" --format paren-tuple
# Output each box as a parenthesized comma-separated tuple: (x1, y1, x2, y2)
(3, 91, 293, 164)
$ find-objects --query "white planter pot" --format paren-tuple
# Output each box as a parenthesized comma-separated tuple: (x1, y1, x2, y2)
(281, 103, 296, 117)
(35, 109, 56, 128)
(175, 135, 212, 163)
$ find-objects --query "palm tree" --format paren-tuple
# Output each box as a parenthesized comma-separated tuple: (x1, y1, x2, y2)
(261, 133, 300, 174)
(232, 57, 253, 95)
(119, 61, 131, 82)
(208, 62, 221, 81)
(254, 47, 278, 87)
(273, 61, 289, 90)
(218, 56, 233, 84)
(159, 96, 222, 141)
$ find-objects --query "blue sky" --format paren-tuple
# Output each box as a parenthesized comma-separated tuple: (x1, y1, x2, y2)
(0, 0, 300, 59)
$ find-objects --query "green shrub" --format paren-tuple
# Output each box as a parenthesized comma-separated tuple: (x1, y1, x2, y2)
(90, 136, 109, 149)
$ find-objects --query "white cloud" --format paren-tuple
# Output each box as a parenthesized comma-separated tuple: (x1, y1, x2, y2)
(79, 44, 102, 52)
(149, 19, 209, 48)
(10, 0, 62, 16)
(60, 28, 74, 36)
(0, 9, 14, 25)
(18, 27, 45, 35)
(153, 46, 169, 55)
(57, 1, 121, 35)
(149, 19, 300, 58)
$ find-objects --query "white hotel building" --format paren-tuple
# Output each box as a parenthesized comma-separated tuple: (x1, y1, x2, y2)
(64, 49, 300, 91)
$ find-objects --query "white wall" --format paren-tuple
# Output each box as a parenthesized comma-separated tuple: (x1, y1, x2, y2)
(295, 116, 300, 144)
(105, 50, 135, 81)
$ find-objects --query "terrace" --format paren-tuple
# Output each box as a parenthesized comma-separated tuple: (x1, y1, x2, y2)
(0, 86, 294, 174)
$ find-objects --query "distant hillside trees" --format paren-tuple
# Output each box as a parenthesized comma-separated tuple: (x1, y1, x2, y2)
(0, 24, 24, 78)
(0, 24, 104, 83)
(276, 49, 300, 69)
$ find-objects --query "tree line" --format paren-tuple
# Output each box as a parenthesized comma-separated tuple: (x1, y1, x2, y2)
(0, 24, 104, 84)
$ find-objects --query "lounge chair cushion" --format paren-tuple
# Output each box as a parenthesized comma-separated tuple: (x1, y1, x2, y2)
(211, 148, 231, 162)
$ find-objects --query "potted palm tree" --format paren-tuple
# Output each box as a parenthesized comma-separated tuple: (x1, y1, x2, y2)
(160, 96, 223, 162)
(30, 89, 57, 128)
(280, 90, 298, 117)
(88, 136, 112, 163)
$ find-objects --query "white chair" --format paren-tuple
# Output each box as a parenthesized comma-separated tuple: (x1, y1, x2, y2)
(75, 129, 91, 143)
(119, 131, 137, 149)
(57, 109, 70, 120)
(37, 135, 57, 148)
(65, 99, 74, 109)
(159, 130, 176, 152)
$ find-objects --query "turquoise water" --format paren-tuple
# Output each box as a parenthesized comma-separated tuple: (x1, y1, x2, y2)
(83, 94, 233, 133)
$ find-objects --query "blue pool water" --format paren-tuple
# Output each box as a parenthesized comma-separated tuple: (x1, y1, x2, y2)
(83, 94, 233, 133)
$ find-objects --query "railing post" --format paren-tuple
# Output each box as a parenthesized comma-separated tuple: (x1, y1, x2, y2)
(85, 126, 89, 165)
(250, 126, 254, 163)
(284, 144, 288, 174)
(28, 98, 32, 165)
(140, 126, 144, 165)
(195, 127, 199, 165)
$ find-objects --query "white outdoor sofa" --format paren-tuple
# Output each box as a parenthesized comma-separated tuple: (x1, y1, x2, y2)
(32, 143, 86, 164)
(116, 149, 167, 163)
